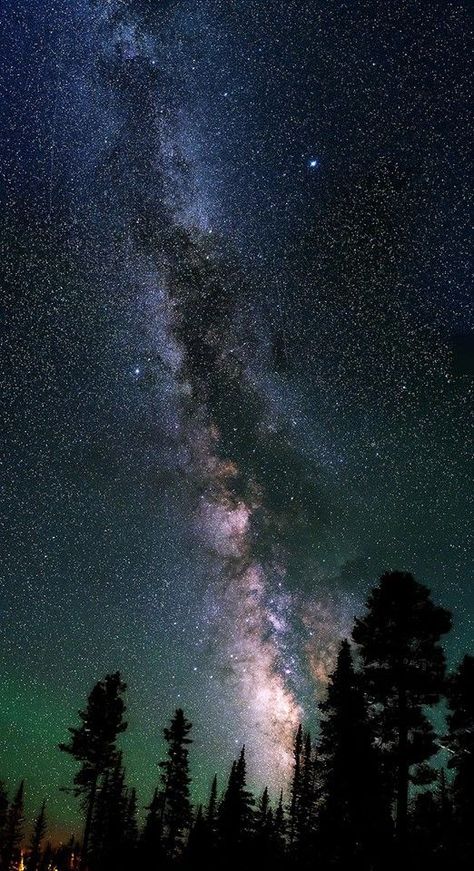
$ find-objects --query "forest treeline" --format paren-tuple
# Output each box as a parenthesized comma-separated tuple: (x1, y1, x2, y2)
(0, 572, 472, 871)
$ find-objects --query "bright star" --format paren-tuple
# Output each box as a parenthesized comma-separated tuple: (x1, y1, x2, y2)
(308, 157, 320, 169)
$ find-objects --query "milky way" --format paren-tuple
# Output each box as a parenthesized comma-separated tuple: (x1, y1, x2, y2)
(1, 0, 472, 833)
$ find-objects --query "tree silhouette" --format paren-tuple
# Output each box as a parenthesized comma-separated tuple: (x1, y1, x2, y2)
(91, 753, 129, 871)
(254, 786, 274, 861)
(1, 781, 24, 871)
(59, 672, 127, 870)
(288, 724, 303, 847)
(218, 747, 254, 858)
(446, 654, 474, 866)
(0, 782, 8, 858)
(185, 805, 211, 867)
(206, 775, 218, 835)
(26, 802, 46, 871)
(352, 572, 451, 846)
(159, 708, 193, 857)
(140, 788, 164, 868)
(318, 639, 391, 868)
(273, 789, 287, 862)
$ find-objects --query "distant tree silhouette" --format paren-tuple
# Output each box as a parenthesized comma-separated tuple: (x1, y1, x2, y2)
(218, 747, 254, 858)
(59, 672, 127, 870)
(206, 775, 218, 836)
(140, 788, 164, 867)
(288, 724, 303, 847)
(273, 789, 287, 863)
(38, 842, 53, 871)
(352, 572, 451, 846)
(0, 782, 8, 858)
(446, 654, 474, 866)
(91, 753, 130, 871)
(26, 802, 46, 871)
(317, 639, 390, 868)
(253, 787, 273, 861)
(1, 780, 24, 871)
(159, 708, 193, 857)
(124, 787, 138, 862)
(297, 731, 316, 861)
(185, 805, 210, 867)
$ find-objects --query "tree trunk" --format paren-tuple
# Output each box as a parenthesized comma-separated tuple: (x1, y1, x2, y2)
(396, 687, 409, 847)
(81, 777, 98, 871)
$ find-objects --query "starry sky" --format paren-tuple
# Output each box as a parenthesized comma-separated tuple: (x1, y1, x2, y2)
(1, 0, 472, 839)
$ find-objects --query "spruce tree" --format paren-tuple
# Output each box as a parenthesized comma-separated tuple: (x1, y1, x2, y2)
(218, 747, 254, 856)
(94, 754, 128, 871)
(253, 787, 276, 865)
(59, 672, 127, 870)
(140, 788, 164, 867)
(26, 802, 46, 871)
(446, 654, 474, 866)
(1, 780, 24, 871)
(318, 639, 390, 867)
(273, 789, 286, 858)
(0, 782, 8, 856)
(206, 775, 218, 834)
(296, 731, 315, 859)
(124, 788, 138, 855)
(159, 708, 193, 857)
(185, 805, 211, 867)
(288, 724, 303, 846)
(352, 572, 451, 844)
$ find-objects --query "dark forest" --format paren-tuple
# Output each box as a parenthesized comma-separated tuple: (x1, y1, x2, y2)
(1, 572, 472, 871)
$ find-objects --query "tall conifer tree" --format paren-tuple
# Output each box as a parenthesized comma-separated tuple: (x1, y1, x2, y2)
(352, 572, 451, 844)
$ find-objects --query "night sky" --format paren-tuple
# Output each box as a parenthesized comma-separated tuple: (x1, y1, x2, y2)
(1, 0, 472, 838)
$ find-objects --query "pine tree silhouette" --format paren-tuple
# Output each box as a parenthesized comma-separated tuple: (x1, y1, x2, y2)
(0, 782, 8, 858)
(124, 788, 138, 860)
(273, 789, 287, 863)
(26, 802, 46, 871)
(206, 775, 218, 834)
(318, 639, 391, 868)
(59, 672, 127, 870)
(1, 781, 24, 871)
(352, 572, 451, 847)
(446, 654, 474, 867)
(140, 788, 164, 868)
(218, 746, 254, 859)
(159, 708, 193, 858)
(288, 724, 303, 847)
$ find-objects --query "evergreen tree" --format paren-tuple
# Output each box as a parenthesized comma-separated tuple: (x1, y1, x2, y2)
(38, 842, 53, 871)
(288, 724, 303, 847)
(1, 781, 24, 871)
(140, 788, 164, 868)
(0, 782, 8, 857)
(26, 802, 46, 871)
(218, 747, 254, 857)
(185, 805, 211, 868)
(253, 787, 276, 865)
(206, 775, 218, 835)
(352, 572, 451, 844)
(59, 672, 127, 870)
(124, 788, 138, 855)
(91, 753, 131, 871)
(296, 731, 315, 860)
(446, 654, 474, 866)
(318, 639, 390, 868)
(159, 708, 193, 858)
(273, 789, 286, 855)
